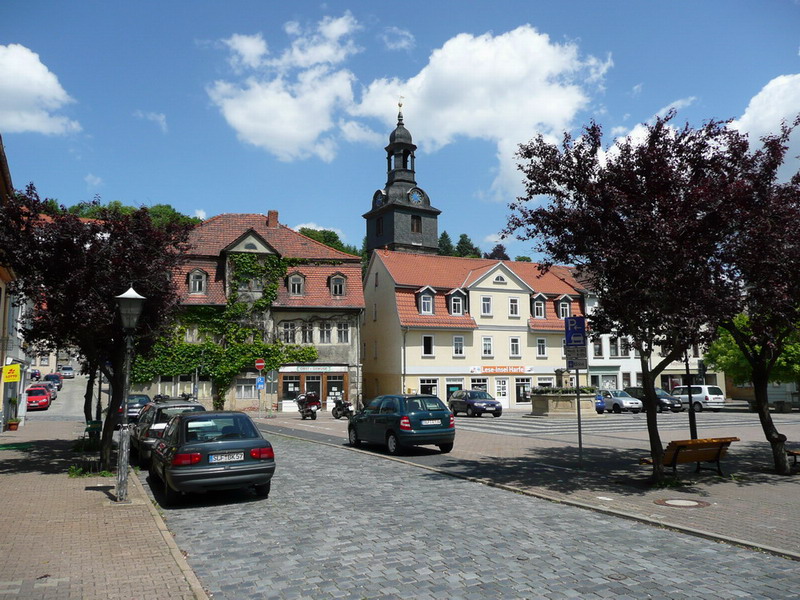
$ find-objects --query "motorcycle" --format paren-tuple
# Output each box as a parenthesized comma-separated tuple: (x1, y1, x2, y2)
(296, 391, 321, 420)
(331, 398, 354, 420)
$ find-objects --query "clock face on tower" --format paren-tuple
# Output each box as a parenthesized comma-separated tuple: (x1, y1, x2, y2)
(373, 190, 385, 207)
(409, 188, 423, 205)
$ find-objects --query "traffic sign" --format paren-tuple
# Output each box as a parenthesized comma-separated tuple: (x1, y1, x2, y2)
(567, 358, 588, 370)
(565, 346, 587, 360)
(564, 316, 586, 347)
(256, 376, 265, 390)
(254, 358, 265, 370)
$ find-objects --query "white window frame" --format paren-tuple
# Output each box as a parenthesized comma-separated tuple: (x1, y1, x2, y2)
(561, 338, 567, 358)
(508, 297, 520, 318)
(559, 300, 571, 319)
(422, 335, 435, 357)
(420, 294, 433, 315)
(189, 271, 206, 294)
(450, 295, 463, 316)
(481, 296, 493, 316)
(609, 336, 620, 357)
(509, 336, 521, 357)
(534, 300, 545, 318)
(289, 275, 304, 296)
(482, 336, 494, 357)
(453, 335, 465, 357)
(536, 337, 547, 357)
(331, 276, 345, 296)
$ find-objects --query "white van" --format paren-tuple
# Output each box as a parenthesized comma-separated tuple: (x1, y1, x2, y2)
(671, 385, 725, 412)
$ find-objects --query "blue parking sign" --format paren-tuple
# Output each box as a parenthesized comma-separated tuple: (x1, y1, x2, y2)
(256, 376, 265, 390)
(564, 316, 586, 347)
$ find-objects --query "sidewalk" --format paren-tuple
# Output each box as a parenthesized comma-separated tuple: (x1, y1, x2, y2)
(0, 418, 206, 600)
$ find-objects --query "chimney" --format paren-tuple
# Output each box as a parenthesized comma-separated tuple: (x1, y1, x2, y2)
(267, 210, 279, 228)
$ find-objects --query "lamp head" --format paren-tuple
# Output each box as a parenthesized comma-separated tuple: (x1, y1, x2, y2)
(115, 287, 146, 331)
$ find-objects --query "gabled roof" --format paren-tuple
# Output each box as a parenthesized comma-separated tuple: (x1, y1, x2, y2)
(374, 249, 581, 295)
(396, 289, 477, 329)
(188, 213, 360, 262)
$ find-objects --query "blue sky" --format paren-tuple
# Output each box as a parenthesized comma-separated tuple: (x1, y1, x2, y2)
(2, 1, 799, 258)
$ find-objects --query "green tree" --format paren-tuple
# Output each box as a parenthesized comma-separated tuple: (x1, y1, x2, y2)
(515, 255, 532, 262)
(455, 234, 481, 258)
(298, 227, 360, 256)
(438, 231, 455, 256)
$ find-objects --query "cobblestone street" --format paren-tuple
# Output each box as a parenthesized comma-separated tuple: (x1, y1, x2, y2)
(141, 434, 799, 600)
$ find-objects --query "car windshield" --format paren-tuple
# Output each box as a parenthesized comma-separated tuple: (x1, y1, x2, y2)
(26, 389, 46, 396)
(469, 391, 493, 399)
(613, 390, 632, 397)
(156, 404, 205, 423)
(407, 397, 448, 412)
(184, 414, 260, 442)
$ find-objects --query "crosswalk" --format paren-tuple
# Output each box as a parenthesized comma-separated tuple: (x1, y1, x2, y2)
(453, 411, 792, 437)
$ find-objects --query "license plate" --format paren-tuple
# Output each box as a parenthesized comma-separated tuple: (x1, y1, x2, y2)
(209, 452, 244, 463)
(421, 419, 440, 426)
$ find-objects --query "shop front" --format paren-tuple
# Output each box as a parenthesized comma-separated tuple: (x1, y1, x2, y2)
(279, 364, 349, 411)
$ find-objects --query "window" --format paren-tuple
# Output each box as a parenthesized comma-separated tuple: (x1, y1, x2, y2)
(534, 300, 545, 318)
(337, 323, 349, 344)
(494, 274, 506, 284)
(301, 323, 313, 344)
(289, 275, 304, 296)
(562, 338, 566, 357)
(482, 336, 493, 357)
(281, 322, 296, 343)
(471, 377, 488, 391)
(510, 337, 521, 357)
(537, 376, 555, 387)
(331, 276, 345, 296)
(422, 335, 435, 357)
(692, 344, 700, 358)
(451, 295, 463, 315)
(420, 378, 438, 395)
(609, 337, 620, 357)
(374, 272, 379, 287)
(39, 355, 50, 367)
(536, 338, 547, 357)
(453, 336, 465, 357)
(235, 378, 256, 399)
(244, 242, 257, 250)
(593, 339, 603, 358)
(376, 217, 384, 236)
(509, 297, 520, 317)
(420, 294, 433, 314)
(319, 323, 332, 343)
(282, 375, 301, 399)
(481, 296, 493, 316)
(559, 300, 571, 319)
(189, 271, 206, 294)
(184, 327, 198, 343)
(411, 215, 422, 233)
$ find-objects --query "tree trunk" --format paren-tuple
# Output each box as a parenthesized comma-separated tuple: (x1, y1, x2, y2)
(641, 368, 665, 483)
(100, 343, 126, 470)
(752, 368, 790, 475)
(83, 361, 97, 424)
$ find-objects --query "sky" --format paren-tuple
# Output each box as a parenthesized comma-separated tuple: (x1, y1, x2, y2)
(2, 1, 799, 258)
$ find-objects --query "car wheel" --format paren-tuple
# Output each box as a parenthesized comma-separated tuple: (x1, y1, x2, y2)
(596, 410, 604, 415)
(348, 427, 361, 447)
(631, 409, 641, 414)
(438, 442, 454, 453)
(612, 404, 622, 414)
(712, 408, 721, 412)
(254, 482, 271, 498)
(466, 407, 476, 417)
(657, 405, 663, 414)
(386, 432, 403, 455)
(492, 412, 501, 418)
(163, 477, 180, 507)
(693, 402, 703, 413)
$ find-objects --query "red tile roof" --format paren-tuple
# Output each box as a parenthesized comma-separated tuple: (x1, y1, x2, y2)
(274, 264, 364, 309)
(396, 289, 477, 329)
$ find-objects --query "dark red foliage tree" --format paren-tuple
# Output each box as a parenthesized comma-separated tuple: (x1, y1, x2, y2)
(0, 186, 192, 468)
(504, 111, 754, 481)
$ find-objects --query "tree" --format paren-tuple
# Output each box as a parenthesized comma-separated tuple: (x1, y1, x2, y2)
(438, 231, 455, 256)
(505, 111, 754, 481)
(298, 227, 360, 256)
(484, 243, 510, 260)
(455, 234, 481, 258)
(515, 255, 532, 262)
(0, 185, 193, 468)
(68, 199, 201, 229)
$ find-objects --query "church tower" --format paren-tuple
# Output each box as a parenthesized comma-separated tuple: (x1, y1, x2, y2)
(363, 103, 440, 255)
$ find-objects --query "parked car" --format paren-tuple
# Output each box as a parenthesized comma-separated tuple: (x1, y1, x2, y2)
(671, 385, 725, 412)
(125, 393, 152, 423)
(41, 381, 58, 401)
(448, 389, 503, 418)
(624, 387, 683, 413)
(148, 411, 275, 506)
(131, 399, 207, 465)
(348, 394, 455, 455)
(30, 369, 41, 381)
(599, 389, 642, 414)
(25, 386, 51, 410)
(43, 373, 63, 391)
(59, 365, 75, 378)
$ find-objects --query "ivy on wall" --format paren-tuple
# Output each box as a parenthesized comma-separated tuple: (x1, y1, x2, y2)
(132, 253, 318, 409)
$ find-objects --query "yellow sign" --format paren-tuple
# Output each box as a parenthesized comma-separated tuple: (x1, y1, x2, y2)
(2, 364, 21, 383)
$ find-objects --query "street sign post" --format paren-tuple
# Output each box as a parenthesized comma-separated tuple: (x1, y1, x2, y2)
(255, 358, 265, 417)
(564, 316, 587, 467)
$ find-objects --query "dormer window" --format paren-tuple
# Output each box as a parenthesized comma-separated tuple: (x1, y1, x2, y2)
(559, 299, 571, 319)
(330, 275, 346, 297)
(534, 299, 545, 318)
(244, 243, 257, 250)
(289, 274, 304, 296)
(189, 270, 207, 294)
(450, 295, 463, 316)
(420, 294, 433, 315)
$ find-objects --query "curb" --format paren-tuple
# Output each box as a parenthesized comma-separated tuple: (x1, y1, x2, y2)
(260, 425, 800, 563)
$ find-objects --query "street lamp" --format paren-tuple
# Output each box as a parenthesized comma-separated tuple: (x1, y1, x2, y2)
(114, 286, 145, 503)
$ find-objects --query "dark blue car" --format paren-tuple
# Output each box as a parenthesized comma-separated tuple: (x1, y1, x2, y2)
(448, 389, 503, 417)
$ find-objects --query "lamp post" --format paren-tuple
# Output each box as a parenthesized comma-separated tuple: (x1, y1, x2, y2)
(114, 286, 145, 503)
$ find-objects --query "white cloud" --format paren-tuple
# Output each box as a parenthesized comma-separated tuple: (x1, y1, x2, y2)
(84, 173, 102, 188)
(133, 110, 168, 133)
(194, 209, 207, 220)
(338, 119, 382, 144)
(483, 233, 502, 244)
(655, 96, 697, 118)
(0, 43, 81, 135)
(381, 27, 415, 51)
(631, 83, 643, 97)
(270, 12, 361, 70)
(731, 73, 800, 181)
(223, 33, 269, 71)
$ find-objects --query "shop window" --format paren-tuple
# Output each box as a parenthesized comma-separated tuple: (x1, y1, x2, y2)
(420, 378, 438, 395)
(282, 375, 301, 399)
(470, 377, 488, 391)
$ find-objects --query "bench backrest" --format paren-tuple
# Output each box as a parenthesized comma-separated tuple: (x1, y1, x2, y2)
(663, 437, 740, 464)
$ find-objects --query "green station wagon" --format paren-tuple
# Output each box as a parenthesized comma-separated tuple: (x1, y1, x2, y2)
(348, 394, 455, 455)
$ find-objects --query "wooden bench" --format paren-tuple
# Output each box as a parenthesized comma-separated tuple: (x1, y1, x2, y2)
(787, 449, 800, 466)
(640, 437, 740, 477)
(83, 420, 102, 440)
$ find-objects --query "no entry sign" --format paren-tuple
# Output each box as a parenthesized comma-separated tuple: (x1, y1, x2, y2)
(254, 358, 265, 370)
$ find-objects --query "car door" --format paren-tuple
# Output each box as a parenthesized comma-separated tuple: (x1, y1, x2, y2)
(134, 405, 154, 449)
(355, 397, 382, 443)
(374, 397, 399, 441)
(450, 390, 464, 412)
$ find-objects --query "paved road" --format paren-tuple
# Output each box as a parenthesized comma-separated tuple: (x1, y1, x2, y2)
(138, 430, 800, 599)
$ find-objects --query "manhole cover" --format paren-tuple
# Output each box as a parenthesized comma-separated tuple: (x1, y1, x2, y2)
(654, 498, 710, 508)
